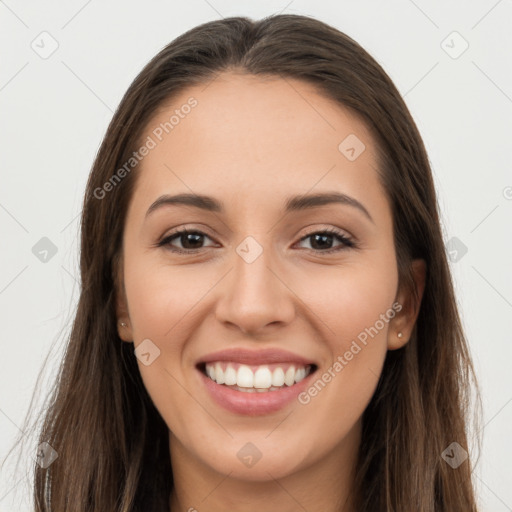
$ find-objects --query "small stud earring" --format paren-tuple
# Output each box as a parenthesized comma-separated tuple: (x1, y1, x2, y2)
(120, 321, 127, 327)
(397, 332, 403, 338)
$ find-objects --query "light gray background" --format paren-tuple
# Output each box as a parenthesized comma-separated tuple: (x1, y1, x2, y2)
(1, 1, 511, 510)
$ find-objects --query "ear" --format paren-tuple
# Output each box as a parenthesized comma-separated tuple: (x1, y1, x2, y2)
(388, 258, 426, 350)
(113, 251, 133, 343)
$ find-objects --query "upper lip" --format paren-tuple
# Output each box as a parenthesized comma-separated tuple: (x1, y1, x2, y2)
(197, 348, 317, 367)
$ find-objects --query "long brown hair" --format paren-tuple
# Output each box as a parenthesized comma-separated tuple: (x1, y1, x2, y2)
(6, 13, 481, 511)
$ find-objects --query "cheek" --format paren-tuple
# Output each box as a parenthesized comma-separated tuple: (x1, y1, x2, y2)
(123, 255, 210, 342)
(122, 258, 204, 435)
(303, 255, 398, 344)
(334, 277, 396, 342)
(292, 261, 397, 436)
(122, 255, 220, 411)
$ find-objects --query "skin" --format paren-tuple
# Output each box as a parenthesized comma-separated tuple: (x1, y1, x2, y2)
(115, 71, 426, 512)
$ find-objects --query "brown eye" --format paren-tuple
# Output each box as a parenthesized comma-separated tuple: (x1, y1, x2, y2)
(157, 227, 356, 255)
(296, 229, 355, 253)
(158, 229, 217, 253)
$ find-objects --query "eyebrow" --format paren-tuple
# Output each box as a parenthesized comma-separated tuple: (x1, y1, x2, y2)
(145, 191, 374, 223)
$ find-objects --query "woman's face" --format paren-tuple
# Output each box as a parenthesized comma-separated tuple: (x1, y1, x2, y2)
(116, 72, 421, 482)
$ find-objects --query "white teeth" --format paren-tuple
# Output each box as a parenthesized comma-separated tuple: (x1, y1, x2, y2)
(224, 365, 237, 385)
(284, 366, 295, 386)
(253, 366, 272, 388)
(214, 362, 225, 384)
(204, 362, 313, 390)
(229, 385, 289, 393)
(271, 367, 285, 387)
(295, 367, 306, 383)
(236, 365, 254, 388)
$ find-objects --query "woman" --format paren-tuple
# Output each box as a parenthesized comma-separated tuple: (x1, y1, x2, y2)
(24, 13, 480, 511)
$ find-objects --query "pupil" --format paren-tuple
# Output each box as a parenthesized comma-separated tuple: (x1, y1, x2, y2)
(178, 233, 335, 250)
(311, 234, 332, 250)
(183, 233, 203, 249)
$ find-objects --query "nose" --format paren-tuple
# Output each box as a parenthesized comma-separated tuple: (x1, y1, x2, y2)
(214, 239, 296, 335)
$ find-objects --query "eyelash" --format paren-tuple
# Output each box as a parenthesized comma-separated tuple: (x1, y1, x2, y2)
(156, 227, 357, 255)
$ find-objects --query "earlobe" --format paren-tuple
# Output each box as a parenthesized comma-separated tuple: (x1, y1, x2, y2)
(388, 330, 407, 350)
(117, 318, 133, 343)
(113, 252, 133, 342)
(116, 294, 133, 342)
(388, 258, 426, 350)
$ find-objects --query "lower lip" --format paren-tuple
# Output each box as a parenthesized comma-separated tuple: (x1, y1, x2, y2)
(198, 368, 316, 416)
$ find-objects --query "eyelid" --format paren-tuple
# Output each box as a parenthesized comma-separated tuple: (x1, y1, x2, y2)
(157, 224, 357, 254)
(158, 224, 217, 243)
(157, 226, 218, 252)
(298, 225, 353, 241)
(295, 226, 356, 251)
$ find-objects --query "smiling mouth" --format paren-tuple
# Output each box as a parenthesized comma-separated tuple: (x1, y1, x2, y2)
(197, 362, 318, 393)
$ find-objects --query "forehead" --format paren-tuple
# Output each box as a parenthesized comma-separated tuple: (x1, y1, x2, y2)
(130, 71, 389, 220)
